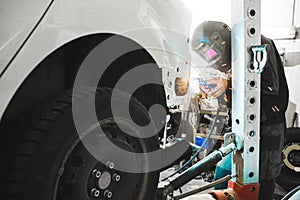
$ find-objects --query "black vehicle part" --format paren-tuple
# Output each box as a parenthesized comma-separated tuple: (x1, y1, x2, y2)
(173, 174, 234, 200)
(160, 108, 220, 182)
(277, 127, 300, 191)
(157, 143, 235, 200)
(1, 88, 159, 200)
(157, 151, 222, 200)
(158, 144, 193, 173)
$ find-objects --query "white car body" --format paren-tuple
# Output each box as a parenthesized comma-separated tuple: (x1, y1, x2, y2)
(0, 0, 192, 121)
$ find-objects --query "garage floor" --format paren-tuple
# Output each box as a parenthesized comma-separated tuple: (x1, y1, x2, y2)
(159, 167, 288, 200)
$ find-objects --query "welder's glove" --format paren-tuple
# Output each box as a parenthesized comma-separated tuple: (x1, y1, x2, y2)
(206, 77, 228, 98)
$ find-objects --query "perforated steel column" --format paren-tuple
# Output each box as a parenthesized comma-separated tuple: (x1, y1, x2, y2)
(231, 0, 261, 185)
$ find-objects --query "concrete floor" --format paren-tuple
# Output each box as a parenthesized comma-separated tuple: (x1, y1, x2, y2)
(159, 167, 288, 200)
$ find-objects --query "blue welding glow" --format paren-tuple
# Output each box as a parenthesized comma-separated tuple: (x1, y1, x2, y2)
(193, 77, 216, 90)
(199, 35, 210, 44)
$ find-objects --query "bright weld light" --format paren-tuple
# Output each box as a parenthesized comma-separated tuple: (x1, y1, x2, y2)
(175, 77, 189, 96)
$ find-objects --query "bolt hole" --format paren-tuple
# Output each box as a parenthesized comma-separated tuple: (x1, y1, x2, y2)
(249, 146, 255, 152)
(167, 71, 170, 77)
(177, 67, 180, 72)
(249, 172, 254, 178)
(249, 130, 255, 137)
(250, 187, 256, 192)
(167, 95, 170, 100)
(224, 192, 229, 196)
(249, 80, 256, 87)
(236, 119, 240, 125)
(249, 63, 255, 70)
(249, 114, 255, 121)
(249, 97, 255, 104)
(250, 28, 256, 35)
(249, 9, 256, 17)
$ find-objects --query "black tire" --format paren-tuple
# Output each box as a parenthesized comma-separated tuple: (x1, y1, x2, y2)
(3, 88, 159, 200)
(277, 127, 300, 191)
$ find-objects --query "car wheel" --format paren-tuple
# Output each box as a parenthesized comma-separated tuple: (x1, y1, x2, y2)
(5, 88, 159, 200)
(277, 127, 300, 191)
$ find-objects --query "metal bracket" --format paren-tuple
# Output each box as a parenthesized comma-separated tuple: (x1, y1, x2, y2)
(224, 132, 243, 151)
(224, 132, 235, 147)
(251, 45, 267, 74)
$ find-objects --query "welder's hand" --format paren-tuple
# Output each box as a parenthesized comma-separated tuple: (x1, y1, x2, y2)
(206, 77, 228, 98)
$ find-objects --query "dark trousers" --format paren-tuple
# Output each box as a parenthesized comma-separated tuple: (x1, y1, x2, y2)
(258, 122, 285, 200)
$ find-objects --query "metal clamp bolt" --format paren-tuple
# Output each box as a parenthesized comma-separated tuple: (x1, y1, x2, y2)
(104, 190, 113, 198)
(92, 169, 102, 179)
(91, 188, 100, 198)
(106, 161, 115, 169)
(112, 173, 121, 182)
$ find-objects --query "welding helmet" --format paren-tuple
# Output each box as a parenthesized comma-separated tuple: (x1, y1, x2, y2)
(191, 21, 231, 72)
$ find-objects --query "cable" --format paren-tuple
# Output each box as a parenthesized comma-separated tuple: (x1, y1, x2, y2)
(173, 174, 234, 200)
(160, 108, 220, 182)
(158, 142, 236, 199)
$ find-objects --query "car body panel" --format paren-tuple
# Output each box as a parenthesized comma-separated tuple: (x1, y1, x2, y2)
(0, 0, 53, 74)
(0, 0, 192, 120)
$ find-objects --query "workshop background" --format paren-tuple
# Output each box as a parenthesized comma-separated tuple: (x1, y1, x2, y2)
(183, 0, 300, 127)
(0, 0, 299, 199)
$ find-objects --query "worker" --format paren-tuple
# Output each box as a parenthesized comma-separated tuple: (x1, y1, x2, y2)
(191, 21, 289, 200)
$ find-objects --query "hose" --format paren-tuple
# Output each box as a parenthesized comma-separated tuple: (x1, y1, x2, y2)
(173, 174, 234, 200)
(158, 143, 236, 199)
(160, 108, 220, 182)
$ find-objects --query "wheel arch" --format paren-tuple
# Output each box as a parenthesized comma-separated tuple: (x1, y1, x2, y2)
(1, 32, 166, 122)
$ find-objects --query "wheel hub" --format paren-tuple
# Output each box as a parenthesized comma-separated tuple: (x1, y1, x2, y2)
(56, 122, 147, 200)
(88, 162, 123, 199)
(98, 171, 112, 190)
(283, 143, 300, 172)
